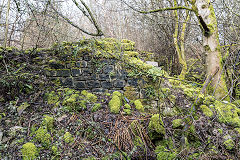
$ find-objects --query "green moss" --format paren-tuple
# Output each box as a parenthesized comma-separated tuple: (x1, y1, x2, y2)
(234, 128, 240, 134)
(172, 119, 183, 129)
(124, 51, 139, 57)
(51, 145, 58, 155)
(123, 109, 131, 115)
(64, 132, 74, 144)
(148, 114, 165, 140)
(86, 93, 97, 103)
(155, 146, 176, 160)
(217, 128, 223, 134)
(109, 95, 121, 114)
(46, 91, 59, 107)
(134, 99, 144, 112)
(92, 103, 101, 112)
(112, 91, 122, 98)
(200, 105, 213, 117)
(223, 135, 234, 150)
(124, 104, 131, 109)
(214, 101, 240, 127)
(42, 115, 54, 131)
(34, 127, 51, 148)
(21, 142, 38, 160)
(81, 90, 88, 96)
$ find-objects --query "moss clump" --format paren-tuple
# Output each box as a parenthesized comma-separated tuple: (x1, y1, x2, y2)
(124, 103, 131, 114)
(85, 93, 98, 103)
(64, 132, 74, 144)
(42, 115, 54, 131)
(155, 146, 176, 160)
(123, 109, 131, 115)
(214, 101, 240, 127)
(109, 94, 121, 114)
(134, 99, 144, 112)
(62, 93, 86, 112)
(92, 103, 101, 112)
(234, 128, 240, 134)
(34, 127, 51, 148)
(124, 86, 137, 101)
(112, 91, 122, 98)
(172, 119, 183, 129)
(51, 145, 58, 155)
(148, 114, 165, 140)
(21, 142, 38, 160)
(200, 105, 213, 117)
(223, 135, 234, 150)
(46, 91, 59, 107)
(109, 91, 122, 114)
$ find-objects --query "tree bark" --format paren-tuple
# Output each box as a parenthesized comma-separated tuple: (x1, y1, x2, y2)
(194, 0, 229, 100)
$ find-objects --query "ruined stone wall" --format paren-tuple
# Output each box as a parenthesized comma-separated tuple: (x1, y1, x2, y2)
(44, 52, 142, 94)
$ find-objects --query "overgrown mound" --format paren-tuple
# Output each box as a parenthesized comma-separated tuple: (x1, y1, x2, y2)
(0, 39, 240, 159)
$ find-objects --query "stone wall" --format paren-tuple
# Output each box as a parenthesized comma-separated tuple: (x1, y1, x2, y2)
(44, 52, 156, 95)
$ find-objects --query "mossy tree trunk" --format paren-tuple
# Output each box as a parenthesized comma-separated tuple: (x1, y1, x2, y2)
(173, 0, 190, 80)
(193, 0, 229, 100)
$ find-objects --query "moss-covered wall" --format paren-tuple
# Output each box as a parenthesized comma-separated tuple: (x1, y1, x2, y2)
(0, 38, 159, 99)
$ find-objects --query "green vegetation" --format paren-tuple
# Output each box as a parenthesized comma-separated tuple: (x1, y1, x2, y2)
(21, 142, 38, 160)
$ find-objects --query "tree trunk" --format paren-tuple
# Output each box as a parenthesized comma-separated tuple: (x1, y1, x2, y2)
(195, 0, 229, 100)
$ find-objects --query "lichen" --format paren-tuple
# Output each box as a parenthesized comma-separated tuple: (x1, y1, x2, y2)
(214, 101, 240, 127)
(200, 105, 213, 117)
(172, 119, 183, 129)
(148, 114, 165, 140)
(134, 99, 144, 112)
(21, 142, 38, 160)
(64, 132, 74, 144)
(34, 127, 51, 148)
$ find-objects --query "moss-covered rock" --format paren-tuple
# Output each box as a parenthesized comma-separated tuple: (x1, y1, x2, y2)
(92, 103, 101, 112)
(214, 101, 240, 127)
(64, 132, 74, 144)
(45, 91, 59, 107)
(223, 135, 234, 150)
(134, 99, 144, 112)
(148, 114, 165, 140)
(34, 127, 51, 148)
(200, 105, 213, 117)
(109, 91, 122, 114)
(42, 115, 54, 131)
(51, 145, 58, 155)
(21, 142, 38, 160)
(172, 119, 184, 129)
(155, 146, 176, 160)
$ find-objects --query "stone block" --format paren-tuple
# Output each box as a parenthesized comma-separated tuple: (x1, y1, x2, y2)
(75, 81, 86, 89)
(114, 80, 125, 88)
(101, 81, 113, 89)
(87, 80, 101, 89)
(99, 74, 110, 80)
(49, 62, 65, 69)
(76, 61, 87, 68)
(45, 69, 57, 77)
(88, 74, 97, 80)
(103, 65, 114, 74)
(127, 78, 138, 87)
(60, 78, 73, 87)
(146, 61, 158, 67)
(74, 76, 86, 81)
(56, 69, 71, 77)
(72, 69, 81, 77)
(92, 88, 107, 93)
(82, 68, 92, 75)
